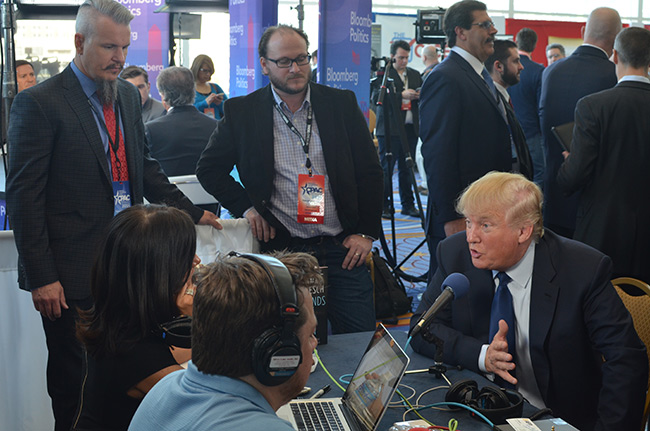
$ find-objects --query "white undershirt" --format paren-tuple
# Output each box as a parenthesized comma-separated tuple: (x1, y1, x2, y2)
(478, 241, 546, 408)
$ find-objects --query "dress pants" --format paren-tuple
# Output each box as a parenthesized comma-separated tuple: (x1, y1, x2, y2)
(526, 133, 546, 188)
(40, 296, 93, 431)
(263, 235, 376, 334)
(378, 124, 417, 210)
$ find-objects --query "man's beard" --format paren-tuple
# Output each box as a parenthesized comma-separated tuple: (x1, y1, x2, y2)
(96, 79, 118, 105)
(268, 69, 310, 95)
(502, 69, 520, 87)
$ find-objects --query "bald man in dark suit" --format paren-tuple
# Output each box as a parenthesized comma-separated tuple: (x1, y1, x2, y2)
(539, 7, 621, 238)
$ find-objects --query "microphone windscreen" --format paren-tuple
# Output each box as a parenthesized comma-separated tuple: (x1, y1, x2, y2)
(440, 273, 470, 299)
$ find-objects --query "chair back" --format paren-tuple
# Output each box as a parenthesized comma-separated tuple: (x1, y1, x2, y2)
(612, 277, 650, 430)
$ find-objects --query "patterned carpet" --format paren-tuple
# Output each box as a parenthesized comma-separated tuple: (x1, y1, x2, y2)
(376, 170, 430, 330)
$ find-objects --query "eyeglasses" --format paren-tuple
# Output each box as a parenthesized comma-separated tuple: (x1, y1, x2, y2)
(265, 54, 311, 68)
(471, 20, 495, 30)
(199, 68, 213, 74)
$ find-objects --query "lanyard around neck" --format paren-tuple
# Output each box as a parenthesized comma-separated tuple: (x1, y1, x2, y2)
(88, 99, 121, 158)
(273, 102, 314, 176)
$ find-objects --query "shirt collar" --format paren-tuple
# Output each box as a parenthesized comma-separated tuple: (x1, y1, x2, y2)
(270, 84, 311, 113)
(451, 46, 485, 76)
(619, 75, 650, 84)
(70, 59, 101, 101)
(494, 81, 510, 102)
(493, 241, 535, 289)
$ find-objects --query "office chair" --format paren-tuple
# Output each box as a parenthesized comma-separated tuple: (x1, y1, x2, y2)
(612, 277, 650, 431)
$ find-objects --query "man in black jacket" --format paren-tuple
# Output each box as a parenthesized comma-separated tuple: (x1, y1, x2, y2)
(371, 39, 422, 218)
(197, 25, 383, 334)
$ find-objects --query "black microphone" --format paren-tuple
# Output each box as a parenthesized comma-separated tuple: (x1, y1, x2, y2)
(410, 273, 470, 338)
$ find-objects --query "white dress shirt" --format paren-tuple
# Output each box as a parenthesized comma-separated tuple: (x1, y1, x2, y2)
(478, 241, 546, 408)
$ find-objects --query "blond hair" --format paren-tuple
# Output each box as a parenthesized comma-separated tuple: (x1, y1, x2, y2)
(456, 171, 544, 241)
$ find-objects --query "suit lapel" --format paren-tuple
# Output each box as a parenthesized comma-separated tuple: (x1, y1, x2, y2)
(259, 86, 276, 187)
(61, 66, 112, 186)
(529, 235, 560, 400)
(451, 52, 503, 118)
(117, 81, 139, 187)
(467, 266, 496, 339)
(310, 84, 338, 192)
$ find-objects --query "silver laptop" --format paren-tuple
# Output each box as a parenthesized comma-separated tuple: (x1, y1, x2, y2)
(277, 324, 410, 431)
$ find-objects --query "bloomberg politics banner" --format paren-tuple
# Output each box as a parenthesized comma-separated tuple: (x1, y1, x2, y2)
(319, 0, 372, 120)
(118, 0, 168, 100)
(229, 0, 278, 97)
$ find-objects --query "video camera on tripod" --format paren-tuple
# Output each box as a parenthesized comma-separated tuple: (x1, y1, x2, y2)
(370, 56, 392, 73)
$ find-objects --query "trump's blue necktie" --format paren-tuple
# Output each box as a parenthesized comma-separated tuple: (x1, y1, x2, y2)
(489, 271, 515, 357)
(489, 271, 516, 388)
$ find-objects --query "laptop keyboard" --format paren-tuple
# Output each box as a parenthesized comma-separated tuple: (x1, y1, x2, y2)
(290, 401, 345, 431)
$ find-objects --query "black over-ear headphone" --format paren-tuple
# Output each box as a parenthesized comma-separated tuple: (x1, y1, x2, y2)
(234, 253, 303, 387)
(445, 379, 524, 425)
(159, 315, 193, 349)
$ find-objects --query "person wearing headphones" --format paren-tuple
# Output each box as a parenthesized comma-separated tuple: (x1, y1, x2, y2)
(129, 252, 321, 431)
(73, 204, 200, 431)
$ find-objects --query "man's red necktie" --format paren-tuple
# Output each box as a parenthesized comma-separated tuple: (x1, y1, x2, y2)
(102, 103, 129, 181)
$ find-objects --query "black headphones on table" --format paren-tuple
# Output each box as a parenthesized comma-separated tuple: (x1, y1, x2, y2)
(234, 252, 303, 387)
(445, 379, 524, 425)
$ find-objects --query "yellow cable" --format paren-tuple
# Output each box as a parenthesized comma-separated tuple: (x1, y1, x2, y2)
(396, 389, 434, 426)
(314, 349, 346, 392)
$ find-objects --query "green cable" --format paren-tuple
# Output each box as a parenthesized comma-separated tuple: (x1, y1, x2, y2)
(448, 418, 458, 431)
(396, 388, 434, 426)
(314, 349, 346, 392)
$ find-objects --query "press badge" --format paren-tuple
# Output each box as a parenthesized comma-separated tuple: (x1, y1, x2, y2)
(297, 174, 324, 224)
(401, 99, 411, 111)
(113, 181, 132, 215)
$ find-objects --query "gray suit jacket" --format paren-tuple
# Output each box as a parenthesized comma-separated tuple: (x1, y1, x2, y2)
(7, 65, 202, 299)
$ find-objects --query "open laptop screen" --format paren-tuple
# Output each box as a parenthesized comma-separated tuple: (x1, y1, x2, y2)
(342, 325, 410, 431)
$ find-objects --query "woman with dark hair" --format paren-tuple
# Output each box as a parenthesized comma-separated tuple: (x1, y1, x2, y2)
(73, 204, 200, 431)
(191, 54, 228, 119)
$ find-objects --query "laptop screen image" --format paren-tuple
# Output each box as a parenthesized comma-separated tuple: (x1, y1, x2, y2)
(341, 325, 410, 431)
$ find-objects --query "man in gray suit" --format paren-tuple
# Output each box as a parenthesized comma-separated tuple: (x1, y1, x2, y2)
(6, 1, 220, 429)
(146, 66, 217, 178)
(558, 27, 650, 284)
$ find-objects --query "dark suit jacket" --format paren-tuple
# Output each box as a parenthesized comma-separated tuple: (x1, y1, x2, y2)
(371, 66, 423, 137)
(410, 230, 647, 431)
(498, 91, 533, 181)
(557, 80, 650, 282)
(508, 54, 544, 139)
(146, 105, 217, 177)
(6, 65, 203, 299)
(196, 83, 383, 248)
(419, 51, 512, 228)
(539, 45, 617, 232)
